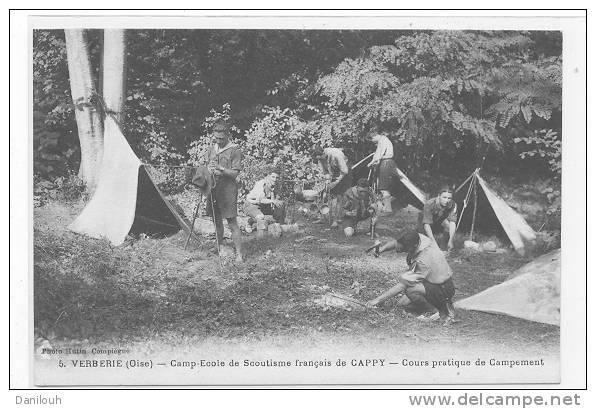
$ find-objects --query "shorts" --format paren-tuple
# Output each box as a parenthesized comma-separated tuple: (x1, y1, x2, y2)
(377, 159, 401, 191)
(205, 179, 238, 219)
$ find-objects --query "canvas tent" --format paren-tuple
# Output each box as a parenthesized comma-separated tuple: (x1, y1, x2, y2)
(455, 249, 560, 326)
(454, 169, 536, 255)
(69, 116, 194, 245)
(351, 153, 427, 210)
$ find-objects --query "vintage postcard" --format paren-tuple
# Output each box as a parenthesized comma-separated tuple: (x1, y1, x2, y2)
(22, 11, 586, 387)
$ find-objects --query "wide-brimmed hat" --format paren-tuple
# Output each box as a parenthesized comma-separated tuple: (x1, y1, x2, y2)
(189, 165, 215, 195)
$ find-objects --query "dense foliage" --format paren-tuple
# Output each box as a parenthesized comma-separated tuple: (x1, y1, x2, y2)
(33, 29, 561, 204)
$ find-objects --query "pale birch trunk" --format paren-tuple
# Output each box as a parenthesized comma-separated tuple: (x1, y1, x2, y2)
(102, 29, 127, 122)
(64, 29, 104, 192)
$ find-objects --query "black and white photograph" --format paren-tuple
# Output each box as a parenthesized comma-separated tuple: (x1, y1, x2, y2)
(14, 11, 586, 388)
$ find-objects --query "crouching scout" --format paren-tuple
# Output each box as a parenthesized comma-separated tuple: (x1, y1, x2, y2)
(311, 145, 353, 227)
(366, 229, 456, 325)
(418, 185, 457, 251)
(206, 121, 244, 263)
(244, 172, 286, 225)
(342, 178, 378, 237)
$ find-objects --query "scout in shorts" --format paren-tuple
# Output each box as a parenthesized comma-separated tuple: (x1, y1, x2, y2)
(244, 172, 286, 225)
(312, 145, 353, 227)
(342, 178, 378, 237)
(366, 127, 401, 213)
(418, 185, 457, 251)
(366, 229, 456, 325)
(206, 121, 244, 262)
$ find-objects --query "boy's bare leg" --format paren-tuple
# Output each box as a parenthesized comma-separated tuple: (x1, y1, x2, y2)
(213, 213, 225, 250)
(226, 217, 243, 262)
(378, 239, 397, 254)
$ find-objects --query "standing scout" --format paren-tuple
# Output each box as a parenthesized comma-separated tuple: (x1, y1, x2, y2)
(367, 127, 399, 213)
(366, 229, 456, 325)
(312, 145, 353, 227)
(206, 121, 244, 263)
(418, 186, 457, 251)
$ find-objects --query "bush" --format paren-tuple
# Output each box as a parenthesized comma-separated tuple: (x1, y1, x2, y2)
(241, 106, 322, 198)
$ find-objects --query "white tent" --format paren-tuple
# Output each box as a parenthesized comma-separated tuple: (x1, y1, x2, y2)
(69, 117, 193, 245)
(455, 249, 560, 326)
(351, 153, 427, 209)
(455, 169, 536, 255)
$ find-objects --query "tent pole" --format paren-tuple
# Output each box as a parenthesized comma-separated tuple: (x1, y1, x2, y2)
(184, 193, 202, 251)
(469, 178, 478, 241)
(351, 152, 374, 170)
(456, 174, 475, 232)
(455, 172, 475, 193)
(209, 194, 224, 274)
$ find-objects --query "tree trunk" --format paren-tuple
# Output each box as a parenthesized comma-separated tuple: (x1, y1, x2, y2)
(64, 29, 104, 192)
(102, 29, 127, 123)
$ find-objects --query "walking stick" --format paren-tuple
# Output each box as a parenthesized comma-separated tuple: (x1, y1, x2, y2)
(209, 194, 224, 274)
(184, 193, 202, 251)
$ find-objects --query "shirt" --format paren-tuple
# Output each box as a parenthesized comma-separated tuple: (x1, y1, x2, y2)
(371, 134, 394, 162)
(319, 148, 349, 178)
(246, 178, 274, 205)
(399, 234, 453, 285)
(207, 143, 242, 177)
(418, 196, 457, 228)
(343, 186, 375, 212)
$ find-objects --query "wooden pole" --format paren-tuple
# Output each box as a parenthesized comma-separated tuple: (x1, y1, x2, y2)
(351, 152, 374, 170)
(469, 177, 478, 241)
(455, 174, 475, 232)
(184, 194, 202, 250)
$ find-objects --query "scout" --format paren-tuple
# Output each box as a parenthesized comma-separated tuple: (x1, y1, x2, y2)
(418, 185, 457, 251)
(311, 145, 353, 227)
(206, 121, 244, 262)
(366, 228, 456, 325)
(367, 127, 399, 213)
(244, 172, 286, 225)
(342, 178, 378, 237)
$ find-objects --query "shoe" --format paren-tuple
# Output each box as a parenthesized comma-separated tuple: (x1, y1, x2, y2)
(417, 311, 440, 322)
(442, 316, 455, 326)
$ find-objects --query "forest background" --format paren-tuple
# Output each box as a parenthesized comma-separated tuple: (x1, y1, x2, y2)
(33, 29, 562, 231)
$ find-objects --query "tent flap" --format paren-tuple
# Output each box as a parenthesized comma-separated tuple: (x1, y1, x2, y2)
(68, 117, 141, 245)
(68, 116, 190, 245)
(352, 157, 427, 209)
(454, 249, 560, 326)
(455, 172, 536, 255)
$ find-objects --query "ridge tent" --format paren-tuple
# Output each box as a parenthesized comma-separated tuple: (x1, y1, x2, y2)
(351, 153, 427, 210)
(454, 249, 560, 326)
(454, 169, 536, 255)
(68, 116, 195, 245)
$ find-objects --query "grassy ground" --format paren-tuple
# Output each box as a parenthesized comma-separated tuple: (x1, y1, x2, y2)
(34, 200, 559, 358)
